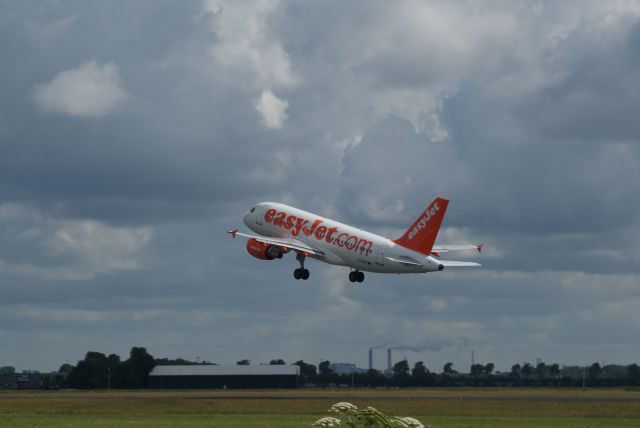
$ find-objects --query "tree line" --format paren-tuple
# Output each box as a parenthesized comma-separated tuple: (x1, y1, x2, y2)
(2, 348, 640, 389)
(299, 360, 640, 388)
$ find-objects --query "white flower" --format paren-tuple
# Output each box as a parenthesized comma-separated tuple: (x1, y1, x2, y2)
(392, 416, 425, 428)
(312, 416, 342, 427)
(329, 401, 359, 414)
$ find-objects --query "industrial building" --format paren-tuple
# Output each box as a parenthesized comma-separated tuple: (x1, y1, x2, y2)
(148, 365, 300, 389)
(368, 347, 395, 373)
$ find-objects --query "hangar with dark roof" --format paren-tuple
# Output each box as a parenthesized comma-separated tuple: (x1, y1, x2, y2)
(148, 365, 299, 389)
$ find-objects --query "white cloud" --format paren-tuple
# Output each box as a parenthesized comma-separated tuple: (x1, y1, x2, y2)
(0, 203, 152, 281)
(355, 2, 519, 87)
(33, 60, 128, 117)
(202, 0, 298, 89)
(255, 89, 289, 129)
(41, 220, 153, 279)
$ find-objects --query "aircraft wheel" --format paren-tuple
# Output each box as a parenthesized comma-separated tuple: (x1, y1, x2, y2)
(348, 271, 357, 282)
(301, 269, 310, 280)
(357, 271, 365, 282)
(294, 268, 302, 280)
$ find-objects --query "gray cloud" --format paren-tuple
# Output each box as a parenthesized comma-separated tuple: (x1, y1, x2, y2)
(1, 1, 640, 372)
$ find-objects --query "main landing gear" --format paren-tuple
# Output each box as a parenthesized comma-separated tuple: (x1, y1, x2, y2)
(349, 270, 364, 283)
(293, 252, 310, 280)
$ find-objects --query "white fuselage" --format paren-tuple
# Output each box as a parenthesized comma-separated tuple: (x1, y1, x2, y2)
(243, 202, 444, 274)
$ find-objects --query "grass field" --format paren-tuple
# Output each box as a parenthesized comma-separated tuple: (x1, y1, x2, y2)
(1, 388, 639, 427)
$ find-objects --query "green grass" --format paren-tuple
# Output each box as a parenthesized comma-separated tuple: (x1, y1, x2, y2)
(1, 388, 639, 427)
(2, 414, 640, 428)
(0, 414, 305, 428)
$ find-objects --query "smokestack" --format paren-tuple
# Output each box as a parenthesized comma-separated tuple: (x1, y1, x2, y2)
(368, 348, 373, 371)
(387, 348, 392, 372)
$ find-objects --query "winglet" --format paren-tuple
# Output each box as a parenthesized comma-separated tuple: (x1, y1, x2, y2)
(476, 243, 483, 253)
(228, 229, 238, 239)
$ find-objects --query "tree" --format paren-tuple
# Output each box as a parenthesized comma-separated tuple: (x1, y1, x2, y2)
(294, 360, 317, 386)
(588, 363, 603, 384)
(126, 347, 155, 388)
(510, 364, 521, 377)
(393, 360, 410, 376)
(470, 364, 484, 377)
(441, 362, 457, 386)
(155, 357, 204, 365)
(510, 364, 522, 385)
(319, 360, 333, 376)
(106, 353, 127, 389)
(0, 366, 15, 376)
(627, 363, 640, 386)
(269, 359, 286, 365)
(411, 361, 427, 376)
(548, 363, 560, 384)
(58, 363, 74, 374)
(443, 362, 456, 375)
(484, 363, 495, 376)
(363, 369, 387, 387)
(521, 363, 533, 380)
(411, 361, 432, 386)
(536, 362, 547, 384)
(392, 360, 411, 387)
(236, 359, 251, 365)
(67, 351, 110, 389)
(318, 360, 334, 386)
(294, 360, 317, 377)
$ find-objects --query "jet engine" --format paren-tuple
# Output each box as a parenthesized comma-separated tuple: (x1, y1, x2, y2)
(246, 238, 285, 260)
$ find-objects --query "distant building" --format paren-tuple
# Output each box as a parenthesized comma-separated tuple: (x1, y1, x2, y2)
(8, 371, 66, 390)
(149, 364, 300, 389)
(329, 363, 366, 375)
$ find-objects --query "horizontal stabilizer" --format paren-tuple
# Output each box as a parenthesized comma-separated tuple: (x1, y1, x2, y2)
(384, 256, 423, 266)
(432, 244, 482, 253)
(439, 260, 481, 267)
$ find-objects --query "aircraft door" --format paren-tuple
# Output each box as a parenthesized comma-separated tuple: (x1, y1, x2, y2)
(375, 248, 385, 266)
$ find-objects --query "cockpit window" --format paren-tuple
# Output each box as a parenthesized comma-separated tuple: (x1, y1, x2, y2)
(249, 207, 255, 213)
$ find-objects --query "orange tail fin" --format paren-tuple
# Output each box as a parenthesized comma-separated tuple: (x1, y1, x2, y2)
(393, 197, 449, 255)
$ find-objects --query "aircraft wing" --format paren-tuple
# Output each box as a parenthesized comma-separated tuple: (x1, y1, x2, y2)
(228, 229, 325, 257)
(432, 243, 483, 253)
(439, 260, 481, 267)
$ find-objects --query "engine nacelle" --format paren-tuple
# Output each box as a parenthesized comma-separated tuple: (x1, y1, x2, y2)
(246, 238, 285, 260)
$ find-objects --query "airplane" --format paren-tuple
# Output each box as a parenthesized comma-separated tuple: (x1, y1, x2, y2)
(228, 197, 481, 282)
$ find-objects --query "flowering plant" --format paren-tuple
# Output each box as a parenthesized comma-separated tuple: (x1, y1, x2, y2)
(312, 401, 427, 428)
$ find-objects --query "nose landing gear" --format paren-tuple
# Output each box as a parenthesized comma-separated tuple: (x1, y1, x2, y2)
(293, 252, 310, 280)
(349, 270, 364, 283)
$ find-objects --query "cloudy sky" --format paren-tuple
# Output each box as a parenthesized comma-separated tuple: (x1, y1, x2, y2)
(2, 0, 640, 373)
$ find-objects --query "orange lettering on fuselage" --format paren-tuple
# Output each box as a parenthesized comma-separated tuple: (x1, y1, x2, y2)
(273, 212, 286, 226)
(292, 217, 308, 237)
(263, 209, 373, 256)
